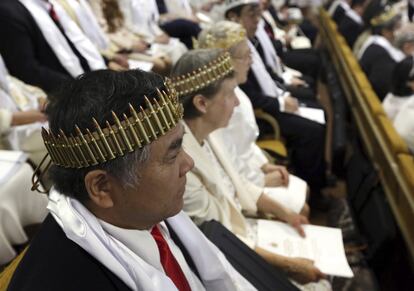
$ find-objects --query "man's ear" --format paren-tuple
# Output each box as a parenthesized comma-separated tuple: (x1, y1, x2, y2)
(84, 170, 114, 209)
(192, 94, 208, 114)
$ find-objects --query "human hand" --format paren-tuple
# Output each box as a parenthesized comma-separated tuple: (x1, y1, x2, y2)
(37, 97, 47, 112)
(288, 258, 326, 284)
(285, 212, 309, 237)
(111, 54, 129, 69)
(155, 33, 170, 44)
(290, 77, 307, 87)
(133, 40, 150, 53)
(284, 96, 299, 113)
(263, 164, 289, 187)
(12, 110, 47, 126)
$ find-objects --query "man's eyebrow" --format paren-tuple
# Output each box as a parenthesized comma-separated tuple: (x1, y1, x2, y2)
(168, 137, 183, 152)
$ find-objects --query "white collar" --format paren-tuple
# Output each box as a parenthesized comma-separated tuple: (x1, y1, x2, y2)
(345, 9, 363, 25)
(358, 35, 405, 62)
(47, 189, 255, 291)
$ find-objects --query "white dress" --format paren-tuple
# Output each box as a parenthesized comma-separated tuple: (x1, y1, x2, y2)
(0, 162, 48, 264)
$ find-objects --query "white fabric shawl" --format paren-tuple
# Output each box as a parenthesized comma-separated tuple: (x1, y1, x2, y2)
(248, 40, 287, 111)
(62, 0, 110, 50)
(18, 0, 106, 78)
(255, 19, 284, 77)
(358, 35, 405, 62)
(47, 189, 256, 291)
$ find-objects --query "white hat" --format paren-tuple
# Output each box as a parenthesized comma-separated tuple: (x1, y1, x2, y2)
(224, 0, 259, 14)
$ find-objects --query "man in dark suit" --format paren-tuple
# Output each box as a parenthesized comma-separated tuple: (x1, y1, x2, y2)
(0, 0, 99, 93)
(8, 69, 294, 291)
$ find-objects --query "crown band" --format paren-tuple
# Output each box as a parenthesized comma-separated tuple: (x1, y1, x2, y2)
(195, 28, 246, 50)
(370, 8, 399, 27)
(42, 83, 183, 169)
(170, 52, 234, 97)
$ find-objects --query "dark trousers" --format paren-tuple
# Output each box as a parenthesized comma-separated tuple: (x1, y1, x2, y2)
(160, 19, 201, 49)
(259, 112, 326, 193)
(282, 48, 321, 81)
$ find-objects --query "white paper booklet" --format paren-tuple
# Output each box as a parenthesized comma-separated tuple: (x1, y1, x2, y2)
(297, 107, 325, 124)
(0, 150, 27, 185)
(257, 220, 354, 278)
(264, 175, 307, 214)
(128, 60, 154, 72)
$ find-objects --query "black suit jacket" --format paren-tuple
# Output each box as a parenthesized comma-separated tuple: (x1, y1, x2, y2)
(359, 43, 397, 101)
(0, 0, 72, 93)
(8, 215, 131, 291)
(338, 14, 364, 48)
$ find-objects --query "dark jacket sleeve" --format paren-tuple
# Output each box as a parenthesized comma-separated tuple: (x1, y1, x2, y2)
(360, 45, 396, 101)
(240, 70, 282, 117)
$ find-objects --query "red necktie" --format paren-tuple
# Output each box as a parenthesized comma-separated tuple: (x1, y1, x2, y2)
(49, 3, 59, 22)
(151, 225, 191, 291)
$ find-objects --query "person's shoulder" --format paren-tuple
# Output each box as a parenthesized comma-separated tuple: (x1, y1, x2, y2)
(8, 215, 130, 291)
(0, 0, 30, 23)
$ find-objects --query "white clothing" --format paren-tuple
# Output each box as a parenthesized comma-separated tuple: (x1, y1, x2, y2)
(382, 93, 414, 121)
(328, 0, 350, 16)
(18, 0, 106, 78)
(0, 162, 48, 264)
(99, 220, 205, 290)
(256, 19, 283, 76)
(48, 189, 256, 291)
(164, 0, 193, 18)
(248, 40, 288, 111)
(58, 0, 110, 50)
(394, 97, 414, 153)
(118, 0, 188, 63)
(0, 55, 47, 165)
(358, 35, 405, 62)
(211, 87, 267, 187)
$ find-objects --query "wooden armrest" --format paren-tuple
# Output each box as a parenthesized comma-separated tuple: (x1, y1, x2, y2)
(0, 246, 29, 289)
(254, 109, 281, 140)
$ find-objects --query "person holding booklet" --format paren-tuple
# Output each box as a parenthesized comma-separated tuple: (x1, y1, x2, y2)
(219, 0, 329, 205)
(171, 49, 331, 288)
(195, 21, 309, 216)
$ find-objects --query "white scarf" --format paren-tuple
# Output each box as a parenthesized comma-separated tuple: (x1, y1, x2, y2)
(344, 8, 363, 25)
(18, 0, 106, 78)
(165, 0, 192, 17)
(328, 0, 350, 16)
(358, 35, 405, 62)
(47, 189, 255, 291)
(63, 0, 110, 50)
(248, 41, 287, 110)
(255, 19, 284, 77)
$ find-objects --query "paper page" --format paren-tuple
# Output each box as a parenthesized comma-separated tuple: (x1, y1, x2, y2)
(297, 107, 325, 124)
(265, 175, 307, 213)
(257, 220, 354, 278)
(128, 60, 154, 72)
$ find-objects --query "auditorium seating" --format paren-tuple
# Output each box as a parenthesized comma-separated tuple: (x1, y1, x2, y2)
(318, 8, 414, 263)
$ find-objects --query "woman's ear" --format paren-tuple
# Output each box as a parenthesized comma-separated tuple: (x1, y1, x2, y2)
(192, 94, 208, 114)
(84, 170, 114, 209)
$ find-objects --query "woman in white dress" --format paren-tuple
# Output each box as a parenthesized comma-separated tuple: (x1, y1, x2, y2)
(171, 49, 329, 287)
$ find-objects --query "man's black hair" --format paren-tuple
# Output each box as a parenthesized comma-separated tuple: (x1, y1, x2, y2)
(225, 3, 259, 19)
(46, 69, 165, 202)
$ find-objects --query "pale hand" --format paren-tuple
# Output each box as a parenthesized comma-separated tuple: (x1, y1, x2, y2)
(284, 96, 299, 113)
(288, 258, 326, 284)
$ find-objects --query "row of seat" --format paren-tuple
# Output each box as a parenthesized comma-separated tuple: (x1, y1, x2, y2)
(318, 8, 414, 261)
